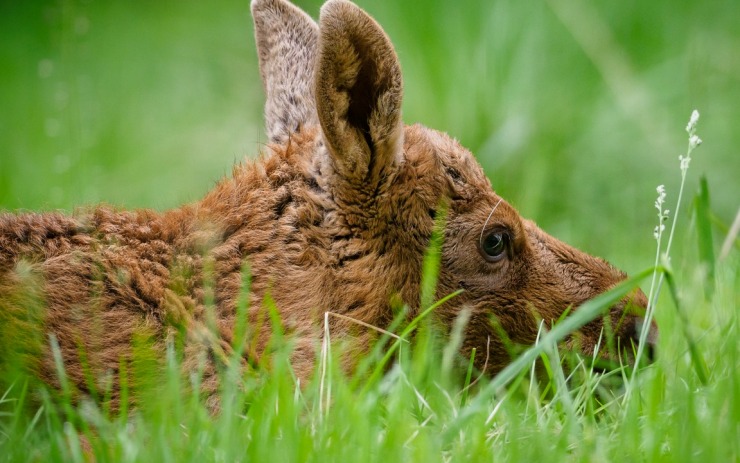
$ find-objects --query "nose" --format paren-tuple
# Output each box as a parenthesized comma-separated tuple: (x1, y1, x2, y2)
(627, 317, 659, 362)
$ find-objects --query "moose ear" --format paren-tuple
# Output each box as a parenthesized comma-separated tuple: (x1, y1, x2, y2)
(251, 0, 319, 144)
(315, 0, 404, 184)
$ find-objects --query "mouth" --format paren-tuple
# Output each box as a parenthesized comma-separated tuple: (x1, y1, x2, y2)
(578, 286, 658, 366)
(571, 315, 659, 375)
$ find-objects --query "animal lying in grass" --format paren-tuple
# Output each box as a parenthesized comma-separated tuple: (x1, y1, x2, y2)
(0, 0, 656, 409)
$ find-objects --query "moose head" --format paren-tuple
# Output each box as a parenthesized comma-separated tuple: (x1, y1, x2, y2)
(248, 0, 657, 376)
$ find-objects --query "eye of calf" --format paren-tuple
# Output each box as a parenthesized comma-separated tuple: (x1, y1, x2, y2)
(480, 230, 510, 263)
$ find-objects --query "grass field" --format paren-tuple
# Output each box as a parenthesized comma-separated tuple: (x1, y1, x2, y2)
(1, 0, 738, 461)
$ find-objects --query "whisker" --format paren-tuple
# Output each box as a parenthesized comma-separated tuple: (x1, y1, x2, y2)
(479, 198, 503, 247)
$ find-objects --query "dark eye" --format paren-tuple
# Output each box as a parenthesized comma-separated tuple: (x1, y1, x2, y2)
(481, 231, 509, 262)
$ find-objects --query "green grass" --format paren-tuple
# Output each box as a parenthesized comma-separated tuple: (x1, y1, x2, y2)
(1, 0, 739, 461)
(0, 256, 737, 462)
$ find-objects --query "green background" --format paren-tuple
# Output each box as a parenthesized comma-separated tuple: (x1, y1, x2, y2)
(1, 0, 738, 275)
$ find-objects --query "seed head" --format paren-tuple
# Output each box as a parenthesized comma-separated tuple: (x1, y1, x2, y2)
(689, 134, 702, 150)
(686, 110, 700, 135)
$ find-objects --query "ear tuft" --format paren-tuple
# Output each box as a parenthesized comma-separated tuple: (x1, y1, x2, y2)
(252, 0, 319, 144)
(315, 0, 404, 184)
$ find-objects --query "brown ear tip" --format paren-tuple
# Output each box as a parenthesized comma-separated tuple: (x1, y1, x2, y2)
(319, 0, 364, 23)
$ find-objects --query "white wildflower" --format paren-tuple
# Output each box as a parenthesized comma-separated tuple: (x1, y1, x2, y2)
(634, 108, 706, 398)
(685, 109, 700, 135)
(679, 154, 691, 171)
(653, 185, 669, 240)
(654, 185, 666, 213)
(653, 224, 665, 240)
(680, 111, 701, 172)
(689, 134, 702, 150)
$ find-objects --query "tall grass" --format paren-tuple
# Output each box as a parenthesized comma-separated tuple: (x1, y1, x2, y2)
(1, 0, 738, 461)
(0, 245, 737, 461)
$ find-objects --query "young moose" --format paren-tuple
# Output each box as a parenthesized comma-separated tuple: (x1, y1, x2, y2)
(0, 0, 655, 408)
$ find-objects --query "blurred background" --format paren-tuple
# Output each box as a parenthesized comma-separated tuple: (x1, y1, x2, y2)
(1, 0, 738, 277)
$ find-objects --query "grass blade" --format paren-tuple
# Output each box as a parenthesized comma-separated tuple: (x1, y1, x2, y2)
(694, 175, 715, 299)
(662, 267, 709, 385)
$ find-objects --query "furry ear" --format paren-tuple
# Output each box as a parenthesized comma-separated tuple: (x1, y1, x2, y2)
(251, 0, 319, 144)
(315, 0, 403, 185)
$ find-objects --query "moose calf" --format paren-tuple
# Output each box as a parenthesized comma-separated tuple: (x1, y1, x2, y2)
(0, 0, 655, 408)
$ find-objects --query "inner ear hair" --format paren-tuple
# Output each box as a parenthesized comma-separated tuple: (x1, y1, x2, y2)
(315, 0, 404, 186)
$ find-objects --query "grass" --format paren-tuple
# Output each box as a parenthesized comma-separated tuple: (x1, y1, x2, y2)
(1, 0, 739, 461)
(0, 256, 737, 461)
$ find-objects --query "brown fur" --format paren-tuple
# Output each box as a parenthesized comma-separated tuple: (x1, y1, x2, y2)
(0, 0, 655, 409)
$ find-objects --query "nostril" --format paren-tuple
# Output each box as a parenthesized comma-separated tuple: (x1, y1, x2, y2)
(630, 317, 659, 362)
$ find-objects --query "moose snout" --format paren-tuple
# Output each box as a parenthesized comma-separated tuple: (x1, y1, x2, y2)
(624, 317, 659, 362)
(604, 287, 659, 365)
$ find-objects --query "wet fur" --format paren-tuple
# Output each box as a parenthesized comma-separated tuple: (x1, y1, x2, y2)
(0, 0, 652, 409)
